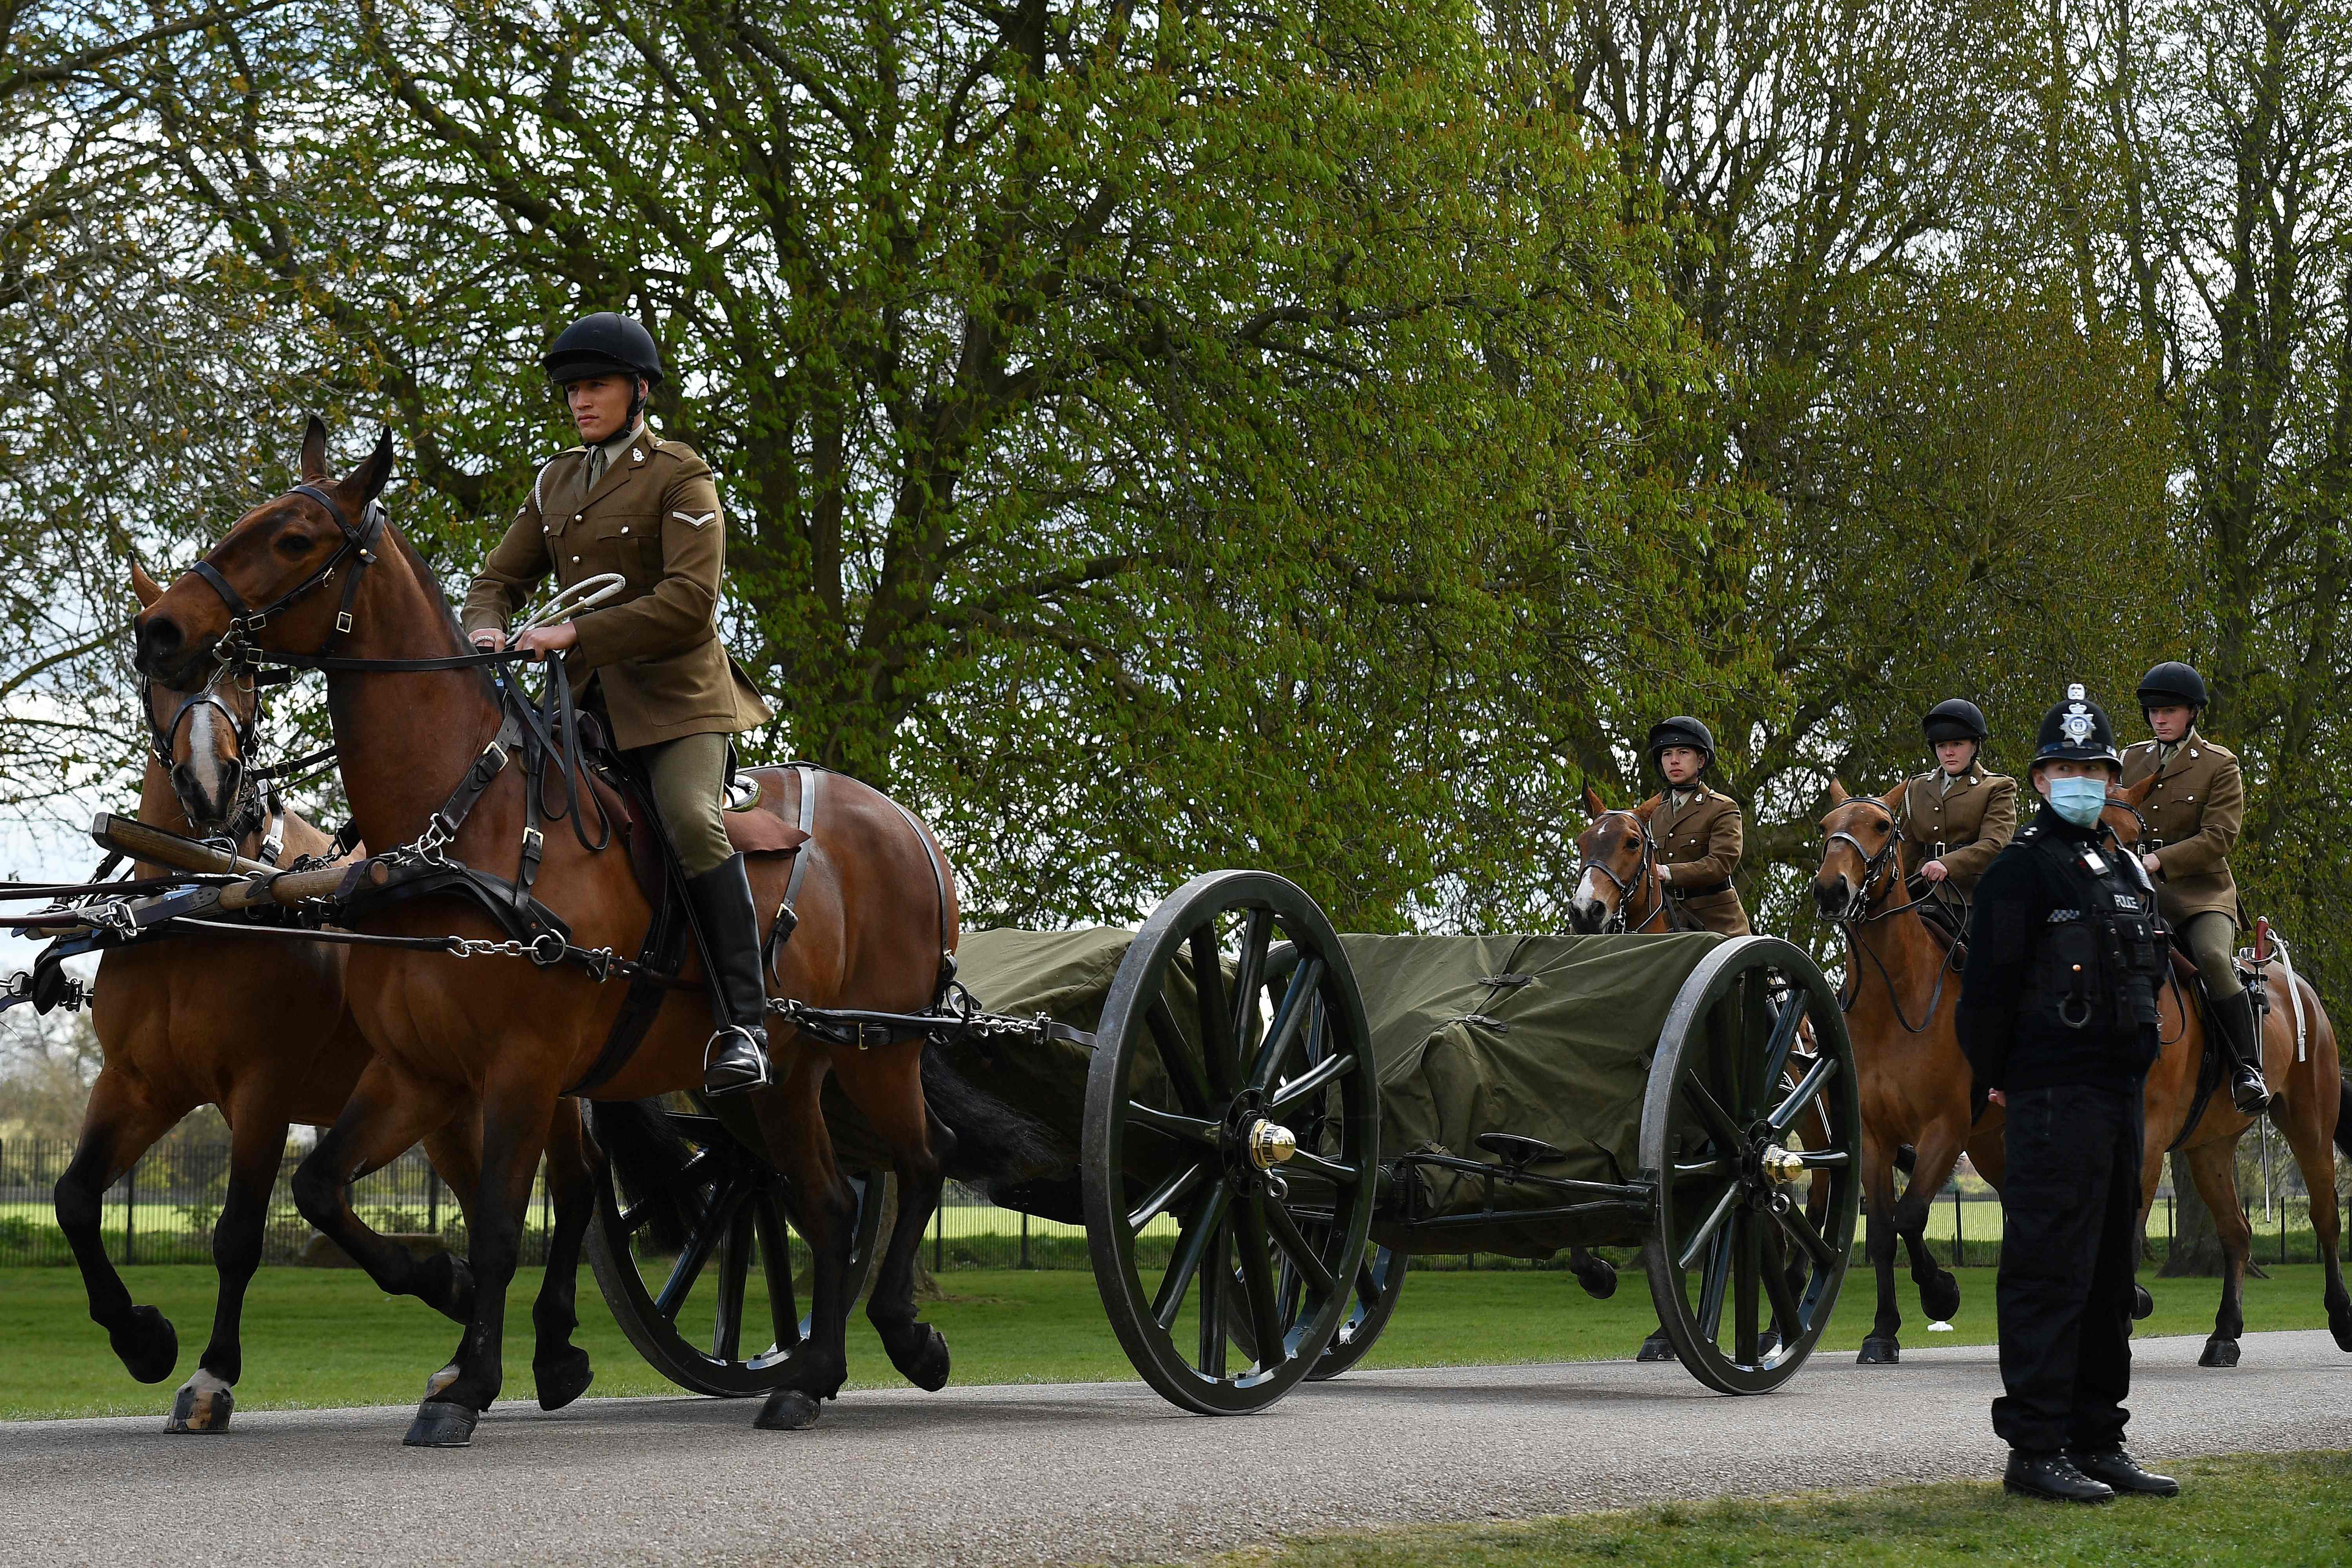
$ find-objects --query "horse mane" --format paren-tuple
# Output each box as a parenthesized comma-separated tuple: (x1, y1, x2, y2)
(385, 518, 498, 705)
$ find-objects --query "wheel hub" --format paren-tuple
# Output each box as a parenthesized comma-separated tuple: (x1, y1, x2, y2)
(1247, 1119, 1297, 1169)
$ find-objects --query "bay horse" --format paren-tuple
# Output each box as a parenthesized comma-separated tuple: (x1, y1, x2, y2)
(1817, 777, 2352, 1367)
(58, 563, 598, 1431)
(1811, 780, 1976, 1362)
(133, 421, 1041, 1444)
(1567, 786, 1684, 936)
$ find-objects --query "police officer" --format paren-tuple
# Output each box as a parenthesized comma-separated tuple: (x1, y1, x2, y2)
(1637, 717, 1749, 936)
(1956, 685, 2177, 1504)
(1898, 700, 2017, 924)
(2119, 662, 2267, 1115)
(462, 312, 777, 1098)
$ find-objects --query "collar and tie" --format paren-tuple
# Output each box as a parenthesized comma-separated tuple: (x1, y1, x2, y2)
(583, 422, 644, 490)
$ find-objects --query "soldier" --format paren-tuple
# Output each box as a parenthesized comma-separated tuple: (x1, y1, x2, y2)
(1638, 716, 1749, 936)
(462, 312, 777, 1098)
(1898, 699, 2017, 922)
(2118, 662, 2267, 1116)
(1957, 685, 2177, 1505)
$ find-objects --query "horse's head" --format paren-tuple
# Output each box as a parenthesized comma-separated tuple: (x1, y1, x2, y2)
(1814, 778, 1906, 921)
(134, 418, 393, 687)
(133, 559, 266, 835)
(2101, 772, 2156, 849)
(1567, 785, 1658, 933)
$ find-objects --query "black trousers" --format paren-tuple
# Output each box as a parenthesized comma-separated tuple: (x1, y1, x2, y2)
(1992, 1080, 2145, 1454)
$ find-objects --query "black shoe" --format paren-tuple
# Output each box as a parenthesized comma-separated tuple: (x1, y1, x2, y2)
(2068, 1448, 2179, 1497)
(685, 853, 772, 1098)
(2003, 1451, 2115, 1504)
(2215, 989, 2270, 1116)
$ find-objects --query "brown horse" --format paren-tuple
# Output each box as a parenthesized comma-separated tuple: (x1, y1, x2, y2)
(1818, 777, 2352, 1367)
(2083, 777, 2352, 1365)
(1812, 780, 1975, 1361)
(133, 421, 1038, 1443)
(58, 563, 599, 1431)
(1567, 786, 1684, 935)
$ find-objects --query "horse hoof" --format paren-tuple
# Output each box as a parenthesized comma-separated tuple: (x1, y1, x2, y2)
(534, 1349, 594, 1412)
(2198, 1336, 2240, 1369)
(1573, 1261, 1618, 1301)
(2328, 1306, 2352, 1353)
(402, 1399, 479, 1448)
(423, 1362, 461, 1399)
(1920, 1270, 1962, 1323)
(905, 1327, 951, 1392)
(1634, 1335, 1677, 1363)
(163, 1376, 234, 1434)
(754, 1390, 821, 1431)
(2131, 1284, 2154, 1321)
(111, 1306, 179, 1385)
(1857, 1336, 1900, 1365)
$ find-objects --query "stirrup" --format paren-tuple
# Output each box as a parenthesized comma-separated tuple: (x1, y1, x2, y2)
(2231, 1071, 2271, 1116)
(703, 1024, 771, 1097)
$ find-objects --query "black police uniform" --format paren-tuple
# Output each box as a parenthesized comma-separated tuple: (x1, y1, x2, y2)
(1954, 687, 2177, 1503)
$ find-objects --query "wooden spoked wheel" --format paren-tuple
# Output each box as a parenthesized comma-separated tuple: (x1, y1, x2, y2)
(1639, 936, 1859, 1395)
(587, 1101, 884, 1397)
(1081, 870, 1379, 1415)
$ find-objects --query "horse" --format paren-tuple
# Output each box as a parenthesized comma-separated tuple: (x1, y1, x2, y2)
(57, 562, 599, 1431)
(1567, 786, 1682, 936)
(132, 420, 1044, 1444)
(2087, 777, 2352, 1366)
(1811, 780, 1976, 1361)
(1817, 776, 2352, 1367)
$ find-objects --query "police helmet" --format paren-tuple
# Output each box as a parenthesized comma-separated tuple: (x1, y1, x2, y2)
(1922, 698, 1989, 747)
(2032, 684, 2121, 771)
(1646, 715, 1716, 768)
(542, 312, 667, 388)
(2135, 660, 2209, 715)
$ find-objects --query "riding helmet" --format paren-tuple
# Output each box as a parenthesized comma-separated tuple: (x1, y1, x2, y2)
(2135, 660, 2209, 715)
(542, 312, 667, 388)
(1922, 698, 1989, 746)
(1646, 715, 1716, 767)
(2032, 684, 2121, 770)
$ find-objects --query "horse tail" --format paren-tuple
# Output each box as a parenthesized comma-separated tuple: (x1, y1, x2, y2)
(588, 1099, 698, 1254)
(923, 1044, 1064, 1185)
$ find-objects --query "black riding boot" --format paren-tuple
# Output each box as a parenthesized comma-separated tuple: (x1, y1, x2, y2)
(686, 852, 772, 1097)
(2214, 987, 2270, 1116)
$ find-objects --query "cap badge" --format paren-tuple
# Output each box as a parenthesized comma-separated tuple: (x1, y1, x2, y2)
(2066, 682, 2086, 700)
(2061, 706, 2095, 744)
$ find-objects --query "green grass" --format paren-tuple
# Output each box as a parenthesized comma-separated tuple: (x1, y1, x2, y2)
(0, 1262, 2341, 1421)
(1172, 1451, 2352, 1567)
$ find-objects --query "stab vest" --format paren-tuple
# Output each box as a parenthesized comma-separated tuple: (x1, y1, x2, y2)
(2023, 826, 2167, 1035)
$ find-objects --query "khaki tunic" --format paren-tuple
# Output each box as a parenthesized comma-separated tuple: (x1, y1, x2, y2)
(462, 433, 772, 751)
(2118, 733, 2243, 925)
(1641, 784, 1750, 936)
(1895, 764, 2018, 894)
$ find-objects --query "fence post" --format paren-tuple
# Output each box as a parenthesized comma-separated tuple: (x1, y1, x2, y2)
(429, 1165, 441, 1236)
(124, 1158, 137, 1268)
(1019, 1209, 1030, 1270)
(1951, 1184, 1963, 1269)
(933, 1200, 944, 1272)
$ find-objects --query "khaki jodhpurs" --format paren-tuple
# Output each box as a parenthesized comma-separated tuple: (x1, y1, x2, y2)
(2178, 909, 2241, 1001)
(633, 732, 732, 878)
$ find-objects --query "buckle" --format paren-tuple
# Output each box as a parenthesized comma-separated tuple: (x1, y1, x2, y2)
(335, 610, 353, 633)
(528, 931, 567, 967)
(522, 825, 544, 849)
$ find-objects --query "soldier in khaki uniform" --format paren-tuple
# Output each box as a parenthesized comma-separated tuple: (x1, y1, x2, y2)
(1898, 699, 2018, 922)
(462, 312, 777, 1097)
(2117, 662, 2266, 1114)
(1638, 716, 1750, 936)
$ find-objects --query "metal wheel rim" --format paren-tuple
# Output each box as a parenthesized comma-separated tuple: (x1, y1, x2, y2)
(1080, 869, 1379, 1415)
(1639, 936, 1860, 1395)
(585, 1103, 886, 1397)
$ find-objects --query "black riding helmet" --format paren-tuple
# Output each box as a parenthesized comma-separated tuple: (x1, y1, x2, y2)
(543, 312, 666, 387)
(1646, 715, 1716, 771)
(1922, 698, 1989, 747)
(2135, 660, 2209, 718)
(2032, 683, 2121, 771)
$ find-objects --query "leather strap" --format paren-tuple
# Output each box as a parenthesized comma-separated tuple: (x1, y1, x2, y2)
(1670, 877, 1734, 899)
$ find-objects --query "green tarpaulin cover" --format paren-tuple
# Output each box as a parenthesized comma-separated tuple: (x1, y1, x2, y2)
(952, 927, 1723, 1258)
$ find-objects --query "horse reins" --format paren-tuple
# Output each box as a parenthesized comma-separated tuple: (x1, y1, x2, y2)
(1825, 797, 1955, 1032)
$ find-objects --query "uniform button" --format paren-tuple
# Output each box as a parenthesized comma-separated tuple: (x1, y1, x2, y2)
(573, 514, 581, 523)
(620, 526, 630, 534)
(571, 555, 580, 563)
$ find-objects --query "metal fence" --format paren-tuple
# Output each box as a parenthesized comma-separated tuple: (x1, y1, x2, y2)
(4, 1132, 2343, 1274)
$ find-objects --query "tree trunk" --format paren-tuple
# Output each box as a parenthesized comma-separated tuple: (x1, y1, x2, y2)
(2157, 1151, 2226, 1276)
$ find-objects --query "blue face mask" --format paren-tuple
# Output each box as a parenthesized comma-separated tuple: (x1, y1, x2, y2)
(2046, 775, 2109, 828)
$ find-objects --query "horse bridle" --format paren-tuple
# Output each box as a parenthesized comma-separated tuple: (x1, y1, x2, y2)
(1575, 810, 1671, 934)
(1822, 798, 1904, 923)
(192, 482, 385, 661)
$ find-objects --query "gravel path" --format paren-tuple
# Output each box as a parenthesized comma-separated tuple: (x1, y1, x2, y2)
(2, 1330, 2344, 1566)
